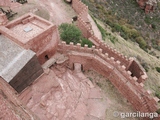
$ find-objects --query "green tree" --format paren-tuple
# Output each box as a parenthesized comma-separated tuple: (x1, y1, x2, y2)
(135, 37, 147, 50)
(59, 23, 82, 44)
(156, 67, 160, 73)
(81, 38, 93, 47)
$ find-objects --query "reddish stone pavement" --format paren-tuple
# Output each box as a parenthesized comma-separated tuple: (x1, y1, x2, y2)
(18, 63, 108, 120)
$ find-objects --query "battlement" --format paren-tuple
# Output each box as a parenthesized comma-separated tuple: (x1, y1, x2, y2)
(57, 41, 159, 115)
(70, 0, 155, 114)
(71, 0, 147, 83)
(72, 0, 129, 65)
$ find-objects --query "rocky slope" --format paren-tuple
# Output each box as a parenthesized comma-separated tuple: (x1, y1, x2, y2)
(136, 0, 159, 13)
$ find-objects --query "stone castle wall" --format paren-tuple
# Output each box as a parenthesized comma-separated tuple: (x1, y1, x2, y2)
(57, 41, 159, 118)
(72, 0, 130, 66)
(63, 0, 160, 117)
(71, 0, 147, 83)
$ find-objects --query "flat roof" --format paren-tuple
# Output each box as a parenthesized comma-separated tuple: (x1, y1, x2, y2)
(0, 35, 35, 82)
(3, 13, 53, 44)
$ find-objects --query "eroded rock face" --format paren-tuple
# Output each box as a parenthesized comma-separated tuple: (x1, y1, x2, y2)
(136, 0, 158, 13)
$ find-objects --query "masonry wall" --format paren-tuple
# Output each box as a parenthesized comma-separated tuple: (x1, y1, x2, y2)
(9, 55, 43, 93)
(57, 42, 159, 118)
(37, 26, 60, 64)
(0, 77, 39, 120)
(0, 13, 60, 64)
(72, 0, 147, 82)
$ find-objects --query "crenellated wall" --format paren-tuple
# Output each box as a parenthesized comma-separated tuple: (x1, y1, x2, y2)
(71, 0, 147, 83)
(57, 41, 159, 118)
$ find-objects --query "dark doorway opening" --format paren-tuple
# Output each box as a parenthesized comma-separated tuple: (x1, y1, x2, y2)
(45, 55, 49, 60)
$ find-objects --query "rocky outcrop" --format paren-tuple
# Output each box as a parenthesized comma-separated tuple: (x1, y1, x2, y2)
(136, 0, 158, 13)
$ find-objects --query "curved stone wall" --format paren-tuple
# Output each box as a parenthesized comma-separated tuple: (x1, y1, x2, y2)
(57, 41, 159, 117)
(71, 0, 147, 82)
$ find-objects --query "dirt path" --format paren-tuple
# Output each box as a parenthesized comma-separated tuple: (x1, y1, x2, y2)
(33, 0, 76, 25)
(88, 15, 102, 40)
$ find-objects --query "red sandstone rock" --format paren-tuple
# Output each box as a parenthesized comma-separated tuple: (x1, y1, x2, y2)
(136, 0, 157, 13)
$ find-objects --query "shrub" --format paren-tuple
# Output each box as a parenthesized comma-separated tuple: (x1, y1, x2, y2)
(92, 17, 106, 40)
(59, 23, 82, 44)
(135, 36, 147, 49)
(156, 67, 160, 73)
(97, 23, 106, 40)
(158, 2, 160, 9)
(59, 23, 94, 47)
(106, 32, 118, 44)
(129, 29, 140, 39)
(155, 90, 160, 99)
(152, 23, 156, 29)
(113, 23, 122, 32)
(81, 38, 93, 48)
(156, 109, 160, 114)
(141, 62, 149, 72)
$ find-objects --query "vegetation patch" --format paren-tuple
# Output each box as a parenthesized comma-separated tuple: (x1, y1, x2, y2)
(81, 38, 93, 47)
(155, 89, 160, 99)
(106, 32, 118, 44)
(81, 0, 160, 51)
(91, 16, 106, 40)
(156, 109, 160, 114)
(59, 23, 93, 47)
(156, 67, 160, 73)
